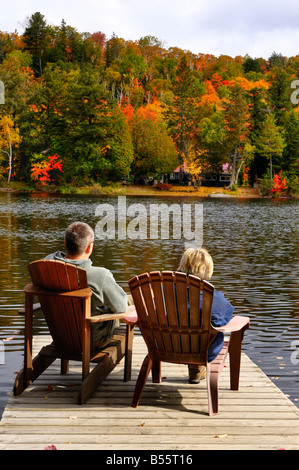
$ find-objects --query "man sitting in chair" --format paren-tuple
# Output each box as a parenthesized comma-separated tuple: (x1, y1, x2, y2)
(46, 221, 128, 349)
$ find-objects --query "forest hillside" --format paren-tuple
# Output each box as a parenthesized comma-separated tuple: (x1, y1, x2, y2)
(0, 12, 298, 195)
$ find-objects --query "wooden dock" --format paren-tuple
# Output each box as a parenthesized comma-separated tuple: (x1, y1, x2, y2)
(1, 335, 299, 450)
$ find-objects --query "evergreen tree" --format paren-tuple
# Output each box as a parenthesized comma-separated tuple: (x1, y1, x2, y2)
(268, 52, 286, 69)
(255, 113, 285, 180)
(281, 111, 299, 177)
(268, 67, 291, 126)
(23, 12, 49, 76)
(105, 33, 122, 68)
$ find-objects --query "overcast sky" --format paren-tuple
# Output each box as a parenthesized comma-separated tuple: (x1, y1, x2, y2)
(1, 0, 299, 59)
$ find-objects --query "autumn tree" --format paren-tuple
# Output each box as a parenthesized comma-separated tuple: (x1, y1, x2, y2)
(130, 102, 178, 177)
(27, 63, 72, 158)
(247, 86, 269, 182)
(0, 115, 22, 182)
(105, 33, 123, 68)
(31, 153, 63, 186)
(0, 12, 298, 188)
(196, 110, 228, 173)
(0, 50, 37, 179)
(165, 55, 205, 165)
(223, 90, 251, 188)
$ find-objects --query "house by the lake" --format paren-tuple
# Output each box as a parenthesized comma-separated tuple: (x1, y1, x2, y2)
(167, 163, 232, 187)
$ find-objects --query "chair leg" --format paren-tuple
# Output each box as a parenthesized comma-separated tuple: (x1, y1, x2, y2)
(152, 360, 161, 383)
(79, 355, 115, 404)
(132, 354, 153, 408)
(14, 354, 56, 396)
(61, 359, 69, 375)
(206, 364, 219, 416)
(229, 329, 245, 390)
(124, 324, 134, 382)
(79, 334, 127, 404)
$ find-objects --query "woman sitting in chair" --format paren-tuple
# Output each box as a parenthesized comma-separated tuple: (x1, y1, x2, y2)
(178, 247, 234, 384)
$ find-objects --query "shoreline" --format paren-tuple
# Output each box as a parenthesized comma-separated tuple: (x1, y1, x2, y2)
(0, 184, 265, 198)
(1, 183, 296, 199)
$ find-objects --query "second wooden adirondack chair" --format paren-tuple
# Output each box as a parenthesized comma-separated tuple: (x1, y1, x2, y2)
(128, 271, 249, 416)
(14, 259, 135, 404)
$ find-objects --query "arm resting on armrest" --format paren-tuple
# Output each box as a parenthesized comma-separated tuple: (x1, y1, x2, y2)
(87, 305, 138, 324)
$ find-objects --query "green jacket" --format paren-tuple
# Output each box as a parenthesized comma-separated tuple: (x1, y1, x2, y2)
(45, 252, 127, 346)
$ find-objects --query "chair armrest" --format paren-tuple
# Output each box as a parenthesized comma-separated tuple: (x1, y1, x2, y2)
(87, 305, 138, 324)
(87, 312, 128, 323)
(123, 305, 138, 325)
(18, 303, 41, 315)
(212, 315, 250, 333)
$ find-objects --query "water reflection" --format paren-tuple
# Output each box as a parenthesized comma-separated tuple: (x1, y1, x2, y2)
(0, 192, 299, 411)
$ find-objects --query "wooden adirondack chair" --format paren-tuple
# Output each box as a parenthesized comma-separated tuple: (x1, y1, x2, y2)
(14, 259, 135, 404)
(128, 271, 250, 416)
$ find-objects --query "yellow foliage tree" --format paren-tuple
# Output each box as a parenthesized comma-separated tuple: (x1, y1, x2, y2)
(0, 115, 22, 183)
(184, 149, 204, 185)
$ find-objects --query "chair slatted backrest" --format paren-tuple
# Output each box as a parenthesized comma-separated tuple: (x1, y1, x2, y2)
(129, 271, 214, 364)
(27, 259, 90, 357)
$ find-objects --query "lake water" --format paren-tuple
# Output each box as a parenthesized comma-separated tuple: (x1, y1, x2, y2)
(0, 191, 299, 416)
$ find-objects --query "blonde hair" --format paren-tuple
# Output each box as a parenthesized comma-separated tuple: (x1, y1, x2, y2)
(178, 247, 213, 280)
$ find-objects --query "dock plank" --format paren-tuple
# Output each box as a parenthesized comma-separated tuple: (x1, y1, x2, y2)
(0, 335, 299, 450)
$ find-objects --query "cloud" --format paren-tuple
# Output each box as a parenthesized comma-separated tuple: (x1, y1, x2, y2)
(0, 0, 299, 58)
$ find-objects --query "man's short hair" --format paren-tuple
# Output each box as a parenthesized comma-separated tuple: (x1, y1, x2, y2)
(65, 222, 94, 256)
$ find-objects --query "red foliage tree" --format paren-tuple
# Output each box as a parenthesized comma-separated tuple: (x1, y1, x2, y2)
(31, 154, 64, 185)
(270, 170, 288, 196)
